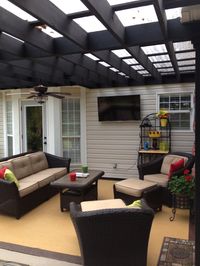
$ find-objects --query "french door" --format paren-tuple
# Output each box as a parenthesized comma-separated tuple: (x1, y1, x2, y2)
(22, 102, 47, 152)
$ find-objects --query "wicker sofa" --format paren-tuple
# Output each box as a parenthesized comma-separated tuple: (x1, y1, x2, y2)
(0, 151, 71, 218)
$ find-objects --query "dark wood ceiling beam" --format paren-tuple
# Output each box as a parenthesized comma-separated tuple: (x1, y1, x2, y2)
(10, 0, 88, 50)
(154, 0, 180, 80)
(164, 0, 200, 9)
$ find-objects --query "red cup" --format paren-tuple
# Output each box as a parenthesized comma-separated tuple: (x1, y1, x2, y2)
(69, 172, 76, 181)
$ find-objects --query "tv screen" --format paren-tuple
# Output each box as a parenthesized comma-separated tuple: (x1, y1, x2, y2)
(98, 95, 141, 121)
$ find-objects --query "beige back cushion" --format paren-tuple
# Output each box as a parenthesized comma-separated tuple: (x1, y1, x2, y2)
(27, 152, 48, 174)
(0, 160, 14, 173)
(160, 155, 188, 175)
(11, 156, 33, 180)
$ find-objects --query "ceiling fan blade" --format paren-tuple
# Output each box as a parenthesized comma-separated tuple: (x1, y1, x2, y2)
(47, 92, 71, 96)
(27, 95, 36, 99)
(48, 94, 65, 99)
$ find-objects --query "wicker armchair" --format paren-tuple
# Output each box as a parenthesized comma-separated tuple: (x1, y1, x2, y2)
(70, 200, 154, 266)
(137, 152, 195, 206)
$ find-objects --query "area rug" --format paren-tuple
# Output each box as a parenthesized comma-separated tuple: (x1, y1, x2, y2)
(158, 237, 195, 266)
(0, 241, 81, 266)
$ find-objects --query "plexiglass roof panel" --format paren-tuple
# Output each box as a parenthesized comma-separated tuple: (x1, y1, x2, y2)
(179, 66, 195, 71)
(138, 70, 149, 75)
(116, 5, 158, 26)
(85, 53, 99, 61)
(110, 67, 119, 72)
(173, 41, 194, 51)
(74, 16, 106, 32)
(112, 49, 131, 58)
(176, 52, 196, 60)
(141, 44, 167, 55)
(123, 58, 138, 65)
(0, 0, 37, 21)
(178, 60, 195, 66)
(131, 65, 144, 70)
(40, 26, 63, 38)
(99, 61, 111, 67)
(149, 54, 170, 62)
(107, 0, 138, 5)
(166, 8, 182, 20)
(154, 62, 172, 68)
(49, 0, 88, 14)
(158, 68, 174, 72)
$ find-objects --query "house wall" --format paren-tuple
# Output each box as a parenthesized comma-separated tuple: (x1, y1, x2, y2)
(0, 93, 4, 158)
(86, 83, 195, 179)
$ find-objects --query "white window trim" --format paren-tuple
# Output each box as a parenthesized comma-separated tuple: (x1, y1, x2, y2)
(156, 91, 194, 132)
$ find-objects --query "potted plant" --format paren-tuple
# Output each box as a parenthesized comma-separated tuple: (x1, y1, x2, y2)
(168, 169, 195, 209)
(157, 110, 169, 127)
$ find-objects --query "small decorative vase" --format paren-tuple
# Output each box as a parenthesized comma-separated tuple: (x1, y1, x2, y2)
(175, 194, 190, 209)
(160, 118, 168, 127)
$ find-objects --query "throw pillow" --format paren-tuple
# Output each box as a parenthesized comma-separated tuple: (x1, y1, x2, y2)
(168, 158, 184, 178)
(4, 169, 19, 188)
(127, 199, 142, 209)
(0, 166, 7, 179)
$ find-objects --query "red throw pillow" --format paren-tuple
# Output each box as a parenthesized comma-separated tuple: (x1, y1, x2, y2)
(168, 158, 184, 178)
(0, 166, 8, 179)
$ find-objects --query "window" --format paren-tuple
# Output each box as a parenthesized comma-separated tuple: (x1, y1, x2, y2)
(6, 101, 13, 156)
(62, 98, 81, 164)
(158, 93, 193, 130)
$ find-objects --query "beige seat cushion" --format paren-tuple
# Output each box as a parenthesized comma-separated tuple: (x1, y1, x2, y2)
(115, 178, 157, 197)
(160, 155, 188, 175)
(52, 167, 68, 180)
(144, 173, 169, 187)
(11, 156, 33, 180)
(27, 152, 48, 174)
(18, 180, 39, 197)
(81, 199, 126, 212)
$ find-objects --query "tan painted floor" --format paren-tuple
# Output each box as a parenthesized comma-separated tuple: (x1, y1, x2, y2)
(0, 179, 189, 265)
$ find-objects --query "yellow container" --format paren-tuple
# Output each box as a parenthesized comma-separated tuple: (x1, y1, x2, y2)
(148, 131, 161, 138)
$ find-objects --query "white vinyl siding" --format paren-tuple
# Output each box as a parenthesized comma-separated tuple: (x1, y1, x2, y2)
(0, 93, 4, 158)
(86, 83, 195, 179)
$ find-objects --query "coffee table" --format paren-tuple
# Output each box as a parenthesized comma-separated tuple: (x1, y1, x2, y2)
(51, 169, 104, 211)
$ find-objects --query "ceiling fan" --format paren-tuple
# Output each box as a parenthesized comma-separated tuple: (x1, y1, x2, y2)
(27, 84, 71, 103)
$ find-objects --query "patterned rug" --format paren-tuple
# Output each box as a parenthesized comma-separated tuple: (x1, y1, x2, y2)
(158, 237, 195, 266)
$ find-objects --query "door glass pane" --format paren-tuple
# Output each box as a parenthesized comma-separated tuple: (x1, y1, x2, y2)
(26, 106, 43, 152)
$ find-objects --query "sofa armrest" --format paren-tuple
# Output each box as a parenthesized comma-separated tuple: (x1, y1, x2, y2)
(138, 156, 164, 179)
(44, 153, 71, 173)
(0, 179, 19, 203)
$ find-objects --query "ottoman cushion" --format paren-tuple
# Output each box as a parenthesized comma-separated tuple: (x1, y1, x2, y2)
(81, 199, 126, 212)
(115, 178, 157, 197)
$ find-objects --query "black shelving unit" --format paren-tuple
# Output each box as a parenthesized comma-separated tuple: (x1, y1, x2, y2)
(138, 113, 171, 165)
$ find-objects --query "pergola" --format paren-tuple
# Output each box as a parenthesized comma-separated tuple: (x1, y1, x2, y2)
(0, 0, 200, 264)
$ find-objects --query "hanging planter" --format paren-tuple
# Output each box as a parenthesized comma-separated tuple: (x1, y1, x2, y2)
(160, 118, 168, 127)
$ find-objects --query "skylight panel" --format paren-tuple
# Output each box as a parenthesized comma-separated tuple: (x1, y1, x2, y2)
(141, 44, 167, 55)
(40, 26, 63, 38)
(85, 53, 99, 61)
(118, 72, 126, 76)
(149, 54, 170, 62)
(131, 65, 144, 70)
(158, 68, 174, 72)
(0, 0, 37, 21)
(161, 72, 175, 76)
(115, 5, 158, 26)
(154, 62, 172, 68)
(3, 32, 24, 43)
(112, 49, 131, 58)
(107, 0, 138, 5)
(173, 41, 194, 51)
(176, 52, 195, 60)
(166, 8, 182, 20)
(178, 60, 195, 66)
(123, 58, 138, 64)
(49, 0, 88, 14)
(138, 70, 149, 75)
(99, 61, 111, 67)
(179, 66, 195, 71)
(110, 67, 119, 72)
(74, 16, 106, 32)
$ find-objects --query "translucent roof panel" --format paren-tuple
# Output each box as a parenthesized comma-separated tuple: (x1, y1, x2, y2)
(107, 0, 138, 5)
(99, 61, 111, 67)
(0, 0, 37, 21)
(131, 65, 144, 70)
(161, 72, 175, 75)
(176, 52, 196, 60)
(138, 70, 149, 75)
(158, 68, 174, 72)
(173, 41, 194, 51)
(74, 16, 106, 32)
(112, 49, 131, 58)
(154, 62, 172, 68)
(40, 26, 63, 38)
(166, 8, 182, 20)
(149, 54, 170, 62)
(123, 58, 138, 65)
(179, 66, 195, 71)
(116, 5, 158, 26)
(110, 67, 119, 72)
(49, 0, 88, 14)
(85, 53, 99, 61)
(118, 72, 126, 76)
(141, 44, 167, 55)
(178, 60, 195, 66)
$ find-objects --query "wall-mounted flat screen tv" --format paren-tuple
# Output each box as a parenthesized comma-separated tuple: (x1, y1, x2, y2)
(98, 95, 141, 121)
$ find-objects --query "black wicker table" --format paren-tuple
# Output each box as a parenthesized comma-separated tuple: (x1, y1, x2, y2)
(51, 169, 104, 211)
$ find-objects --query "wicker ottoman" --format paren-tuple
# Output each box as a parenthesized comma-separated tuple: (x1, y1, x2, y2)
(114, 179, 163, 211)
